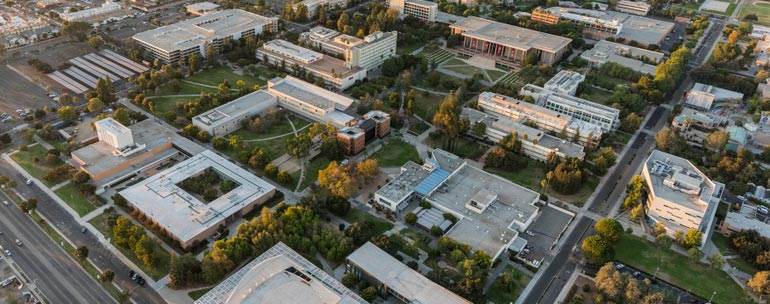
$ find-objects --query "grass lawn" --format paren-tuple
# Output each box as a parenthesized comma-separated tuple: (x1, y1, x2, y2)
(300, 156, 334, 190)
(423, 136, 487, 161)
(408, 119, 430, 136)
(54, 183, 97, 216)
(485, 265, 532, 304)
(614, 234, 743, 304)
(486, 159, 598, 205)
(712, 233, 730, 254)
(397, 42, 423, 55)
(227, 115, 311, 161)
(11, 144, 62, 186)
(443, 57, 466, 66)
(89, 212, 171, 280)
(371, 138, 421, 167)
(739, 1, 770, 25)
(187, 66, 265, 88)
(703, 0, 738, 15)
(443, 65, 486, 77)
(411, 92, 446, 121)
(149, 81, 216, 96)
(398, 228, 433, 253)
(188, 288, 213, 300)
(580, 88, 614, 106)
(148, 96, 198, 113)
(487, 69, 507, 82)
(341, 208, 394, 235)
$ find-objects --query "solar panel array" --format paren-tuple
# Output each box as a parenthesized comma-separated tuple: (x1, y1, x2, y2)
(47, 50, 149, 94)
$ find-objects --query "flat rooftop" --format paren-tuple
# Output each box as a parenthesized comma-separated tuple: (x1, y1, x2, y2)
(545, 7, 674, 45)
(427, 163, 539, 257)
(691, 82, 744, 100)
(450, 16, 571, 52)
(347, 242, 471, 304)
(544, 70, 584, 92)
(580, 40, 663, 75)
(119, 150, 275, 243)
(185, 1, 219, 11)
(268, 76, 355, 111)
(133, 9, 275, 52)
(479, 91, 571, 127)
(72, 119, 176, 178)
(259, 41, 364, 79)
(95, 117, 131, 136)
(525, 84, 621, 117)
(376, 161, 430, 203)
(196, 242, 366, 304)
(644, 150, 716, 212)
(192, 90, 277, 128)
(263, 39, 324, 64)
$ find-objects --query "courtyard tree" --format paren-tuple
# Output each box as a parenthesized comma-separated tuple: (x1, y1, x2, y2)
(113, 108, 130, 125)
(318, 161, 357, 199)
(58, 106, 78, 122)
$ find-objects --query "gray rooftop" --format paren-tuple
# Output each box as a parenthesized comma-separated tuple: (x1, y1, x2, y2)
(192, 90, 277, 128)
(427, 163, 539, 258)
(119, 150, 275, 243)
(545, 8, 674, 45)
(376, 161, 430, 204)
(450, 16, 571, 53)
(544, 70, 584, 94)
(196, 242, 365, 304)
(268, 76, 355, 111)
(346, 242, 471, 304)
(133, 9, 275, 52)
(580, 40, 664, 75)
(644, 150, 717, 213)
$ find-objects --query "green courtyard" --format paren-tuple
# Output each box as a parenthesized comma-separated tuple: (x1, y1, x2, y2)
(54, 183, 97, 216)
(187, 66, 266, 88)
(370, 138, 421, 167)
(10, 144, 63, 186)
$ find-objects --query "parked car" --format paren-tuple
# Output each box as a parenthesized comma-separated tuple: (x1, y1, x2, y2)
(15, 239, 22, 246)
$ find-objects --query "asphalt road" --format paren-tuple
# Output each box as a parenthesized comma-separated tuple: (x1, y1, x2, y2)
(0, 161, 167, 304)
(0, 190, 114, 304)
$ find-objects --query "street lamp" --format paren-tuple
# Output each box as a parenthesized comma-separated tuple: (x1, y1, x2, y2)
(707, 291, 716, 304)
(652, 267, 659, 280)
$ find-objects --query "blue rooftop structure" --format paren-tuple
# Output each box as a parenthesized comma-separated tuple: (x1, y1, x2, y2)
(415, 168, 450, 196)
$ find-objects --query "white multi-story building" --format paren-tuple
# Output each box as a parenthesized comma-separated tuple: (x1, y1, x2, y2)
(642, 150, 723, 248)
(477, 92, 603, 147)
(266, 76, 355, 127)
(685, 83, 744, 111)
(94, 118, 134, 150)
(615, 0, 651, 16)
(543, 70, 584, 96)
(300, 27, 397, 74)
(258, 40, 366, 90)
(192, 90, 277, 137)
(521, 84, 621, 132)
(388, 0, 438, 22)
(293, 0, 347, 18)
(133, 9, 278, 64)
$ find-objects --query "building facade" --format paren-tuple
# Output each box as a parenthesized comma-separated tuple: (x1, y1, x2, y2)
(258, 40, 366, 90)
(133, 9, 278, 64)
(388, 0, 438, 22)
(192, 90, 277, 137)
(521, 84, 620, 131)
(337, 126, 366, 154)
(266, 76, 356, 126)
(615, 0, 651, 15)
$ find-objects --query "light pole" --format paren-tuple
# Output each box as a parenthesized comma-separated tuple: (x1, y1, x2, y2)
(652, 266, 660, 280)
(707, 291, 716, 304)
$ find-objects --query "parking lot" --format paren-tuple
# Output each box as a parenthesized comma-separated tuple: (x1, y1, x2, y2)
(0, 65, 57, 126)
(517, 205, 574, 265)
(0, 257, 37, 303)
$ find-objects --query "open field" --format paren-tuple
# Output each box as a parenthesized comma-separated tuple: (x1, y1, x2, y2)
(10, 144, 62, 186)
(371, 138, 421, 167)
(423, 136, 487, 161)
(300, 156, 334, 190)
(739, 0, 770, 25)
(615, 234, 743, 304)
(228, 115, 311, 161)
(54, 183, 97, 216)
(187, 66, 265, 88)
(149, 81, 217, 96)
(410, 92, 445, 121)
(340, 209, 394, 235)
(486, 159, 598, 205)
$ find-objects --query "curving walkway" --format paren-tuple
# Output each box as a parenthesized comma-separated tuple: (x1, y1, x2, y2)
(241, 122, 311, 142)
(408, 85, 449, 96)
(145, 94, 199, 99)
(182, 80, 239, 91)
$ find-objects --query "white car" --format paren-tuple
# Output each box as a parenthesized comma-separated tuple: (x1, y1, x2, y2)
(15, 239, 22, 247)
(4, 250, 10, 256)
(25, 179, 32, 185)
(2, 201, 7, 206)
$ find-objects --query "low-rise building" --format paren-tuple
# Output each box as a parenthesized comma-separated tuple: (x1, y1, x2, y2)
(671, 108, 727, 145)
(192, 90, 277, 137)
(337, 126, 366, 155)
(580, 40, 664, 75)
(185, 1, 220, 16)
(299, 27, 398, 74)
(615, 0, 651, 15)
(685, 83, 744, 111)
(258, 40, 367, 90)
(477, 91, 603, 147)
(119, 150, 276, 249)
(196, 242, 365, 304)
(266, 76, 356, 126)
(36, 0, 60, 8)
(543, 70, 584, 96)
(347, 242, 471, 304)
(642, 150, 723, 248)
(521, 84, 621, 132)
(337, 110, 392, 154)
(534, 7, 674, 46)
(388, 0, 438, 22)
(61, 1, 122, 21)
(462, 108, 585, 161)
(449, 17, 572, 68)
(293, 0, 347, 18)
(134, 9, 278, 64)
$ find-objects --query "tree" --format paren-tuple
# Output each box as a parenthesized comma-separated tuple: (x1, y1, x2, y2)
(96, 77, 116, 104)
(748, 271, 770, 296)
(19, 198, 37, 213)
(728, 30, 740, 44)
(595, 218, 623, 243)
(592, 147, 617, 175)
(0, 134, 10, 145)
(433, 92, 462, 139)
(688, 247, 704, 261)
(318, 161, 357, 198)
(472, 250, 492, 270)
(595, 263, 624, 301)
(621, 112, 643, 133)
(582, 235, 614, 265)
(405, 212, 417, 225)
(361, 286, 377, 302)
(197, 130, 212, 143)
(74, 246, 89, 260)
(113, 108, 130, 125)
(705, 130, 729, 152)
(655, 128, 677, 152)
(320, 137, 345, 161)
(61, 21, 90, 41)
(101, 270, 115, 283)
(88, 35, 102, 49)
(87, 98, 104, 113)
(264, 164, 278, 178)
(683, 228, 703, 249)
(58, 106, 78, 122)
(356, 159, 378, 182)
(188, 54, 201, 74)
(277, 170, 292, 185)
(169, 253, 202, 288)
(71, 171, 90, 184)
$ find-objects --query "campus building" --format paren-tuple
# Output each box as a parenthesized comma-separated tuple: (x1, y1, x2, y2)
(580, 40, 664, 75)
(346, 242, 471, 304)
(299, 27, 398, 74)
(615, 0, 651, 16)
(449, 17, 572, 68)
(533, 7, 675, 46)
(521, 84, 621, 131)
(192, 90, 278, 137)
(477, 92, 603, 147)
(642, 150, 723, 248)
(266, 76, 356, 127)
(374, 149, 541, 259)
(185, 1, 220, 16)
(133, 9, 278, 64)
(119, 150, 276, 249)
(61, 1, 122, 21)
(70, 118, 204, 184)
(257, 39, 367, 90)
(196, 242, 366, 304)
(387, 0, 438, 22)
(543, 70, 584, 96)
(292, 0, 347, 18)
(336, 110, 391, 155)
(684, 83, 744, 111)
(462, 108, 586, 161)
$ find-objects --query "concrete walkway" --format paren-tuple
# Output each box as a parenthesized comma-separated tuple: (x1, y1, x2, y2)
(145, 94, 199, 99)
(408, 86, 450, 96)
(241, 122, 311, 142)
(50, 180, 70, 191)
(33, 135, 54, 150)
(181, 80, 238, 92)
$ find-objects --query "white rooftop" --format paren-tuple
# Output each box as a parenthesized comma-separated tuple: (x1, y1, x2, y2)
(192, 90, 277, 128)
(268, 76, 355, 111)
(119, 150, 275, 243)
(95, 117, 131, 137)
(196, 242, 366, 304)
(376, 161, 431, 204)
(450, 16, 572, 52)
(580, 40, 664, 75)
(544, 70, 585, 95)
(185, 1, 220, 11)
(644, 150, 716, 212)
(346, 242, 471, 304)
(262, 39, 324, 64)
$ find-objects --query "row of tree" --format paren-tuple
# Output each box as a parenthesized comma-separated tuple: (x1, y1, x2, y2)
(112, 216, 165, 270)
